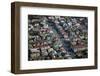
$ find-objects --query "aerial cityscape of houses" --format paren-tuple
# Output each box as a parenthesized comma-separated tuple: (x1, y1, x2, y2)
(28, 15, 88, 61)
